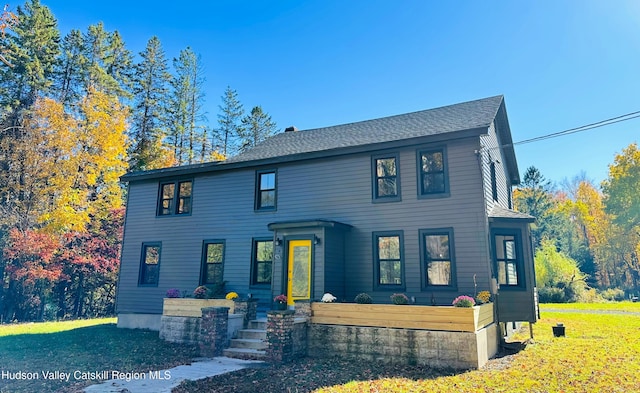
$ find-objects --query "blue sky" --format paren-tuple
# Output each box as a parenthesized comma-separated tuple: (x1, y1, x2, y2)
(41, 0, 640, 187)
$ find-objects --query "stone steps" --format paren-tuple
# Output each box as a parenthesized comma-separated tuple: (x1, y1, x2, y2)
(223, 347, 267, 360)
(224, 319, 267, 361)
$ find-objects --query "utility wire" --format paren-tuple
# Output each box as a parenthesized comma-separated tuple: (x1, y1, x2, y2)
(485, 110, 640, 152)
(512, 110, 640, 146)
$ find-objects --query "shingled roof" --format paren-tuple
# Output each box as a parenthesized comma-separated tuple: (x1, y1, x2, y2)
(121, 95, 516, 182)
(489, 205, 535, 222)
(227, 95, 504, 163)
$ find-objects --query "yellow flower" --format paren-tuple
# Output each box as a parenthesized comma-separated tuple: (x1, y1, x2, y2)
(225, 292, 239, 300)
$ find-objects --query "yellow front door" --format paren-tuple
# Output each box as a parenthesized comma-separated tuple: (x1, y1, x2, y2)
(287, 240, 312, 306)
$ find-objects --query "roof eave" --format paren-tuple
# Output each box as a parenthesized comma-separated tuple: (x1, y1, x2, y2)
(120, 127, 489, 183)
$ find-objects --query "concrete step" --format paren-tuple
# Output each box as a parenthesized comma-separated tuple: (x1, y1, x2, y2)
(249, 319, 267, 330)
(229, 338, 267, 350)
(223, 347, 267, 361)
(238, 329, 267, 340)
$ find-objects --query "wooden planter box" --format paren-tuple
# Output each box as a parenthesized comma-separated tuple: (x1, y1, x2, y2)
(311, 302, 493, 332)
(162, 298, 235, 317)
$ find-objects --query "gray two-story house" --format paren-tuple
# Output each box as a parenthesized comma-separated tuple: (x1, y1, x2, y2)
(116, 95, 537, 331)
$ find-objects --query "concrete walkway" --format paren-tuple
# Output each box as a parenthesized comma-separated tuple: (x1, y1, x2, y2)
(83, 357, 265, 393)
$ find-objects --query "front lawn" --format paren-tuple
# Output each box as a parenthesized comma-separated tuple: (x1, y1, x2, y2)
(0, 318, 199, 393)
(175, 304, 640, 393)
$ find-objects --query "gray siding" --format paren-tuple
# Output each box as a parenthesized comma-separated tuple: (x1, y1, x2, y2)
(480, 122, 512, 214)
(118, 136, 494, 314)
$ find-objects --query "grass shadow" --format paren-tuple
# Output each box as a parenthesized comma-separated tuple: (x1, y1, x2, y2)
(0, 324, 199, 393)
(173, 356, 463, 393)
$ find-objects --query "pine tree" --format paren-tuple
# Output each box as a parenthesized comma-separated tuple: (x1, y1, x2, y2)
(54, 29, 85, 107)
(217, 86, 244, 157)
(81, 22, 132, 98)
(168, 47, 206, 165)
(130, 36, 174, 171)
(0, 0, 60, 124)
(240, 106, 277, 152)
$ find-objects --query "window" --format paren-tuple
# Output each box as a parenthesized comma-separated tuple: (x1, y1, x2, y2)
(255, 170, 276, 210)
(158, 180, 192, 216)
(490, 162, 498, 202)
(251, 239, 273, 285)
(373, 231, 404, 288)
(201, 240, 225, 285)
(372, 154, 401, 202)
(420, 228, 456, 288)
(139, 243, 161, 286)
(493, 232, 524, 288)
(418, 148, 448, 197)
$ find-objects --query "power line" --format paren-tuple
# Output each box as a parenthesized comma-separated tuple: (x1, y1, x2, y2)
(512, 110, 640, 146)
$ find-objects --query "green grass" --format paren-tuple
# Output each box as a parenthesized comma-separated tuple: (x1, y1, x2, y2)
(175, 303, 640, 393)
(0, 317, 117, 336)
(313, 309, 640, 393)
(539, 301, 640, 312)
(0, 318, 199, 393)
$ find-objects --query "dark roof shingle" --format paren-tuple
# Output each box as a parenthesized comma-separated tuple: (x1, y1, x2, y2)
(227, 95, 504, 163)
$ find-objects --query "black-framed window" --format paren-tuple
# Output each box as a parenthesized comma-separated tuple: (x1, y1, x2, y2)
(493, 231, 524, 288)
(490, 162, 498, 202)
(417, 148, 448, 197)
(201, 240, 225, 285)
(251, 238, 273, 285)
(420, 228, 456, 289)
(373, 231, 404, 288)
(139, 242, 161, 286)
(372, 153, 401, 202)
(158, 180, 192, 216)
(255, 170, 276, 211)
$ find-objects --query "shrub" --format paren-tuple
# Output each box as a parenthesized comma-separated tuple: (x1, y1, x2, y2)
(207, 281, 227, 298)
(354, 293, 372, 304)
(193, 286, 208, 299)
(166, 288, 181, 298)
(538, 287, 566, 303)
(390, 293, 409, 305)
(274, 294, 287, 303)
(600, 288, 626, 302)
(452, 295, 475, 307)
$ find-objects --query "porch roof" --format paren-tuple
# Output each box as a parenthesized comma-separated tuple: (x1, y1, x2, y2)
(267, 219, 352, 231)
(488, 205, 535, 222)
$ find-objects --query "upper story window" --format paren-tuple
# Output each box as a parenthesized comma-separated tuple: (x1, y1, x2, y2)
(255, 170, 277, 211)
(372, 154, 401, 202)
(251, 238, 273, 286)
(139, 242, 161, 286)
(373, 231, 404, 289)
(420, 228, 456, 289)
(418, 148, 449, 197)
(158, 180, 192, 216)
(493, 231, 524, 289)
(201, 240, 225, 285)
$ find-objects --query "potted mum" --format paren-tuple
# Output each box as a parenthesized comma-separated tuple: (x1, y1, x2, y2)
(452, 295, 475, 307)
(225, 291, 239, 300)
(390, 293, 409, 305)
(273, 294, 287, 310)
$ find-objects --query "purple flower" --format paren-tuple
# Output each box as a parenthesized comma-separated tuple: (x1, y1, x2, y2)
(166, 288, 181, 298)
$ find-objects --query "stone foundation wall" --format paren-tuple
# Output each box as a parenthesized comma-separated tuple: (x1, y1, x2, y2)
(308, 323, 498, 369)
(160, 316, 201, 344)
(160, 313, 243, 345)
